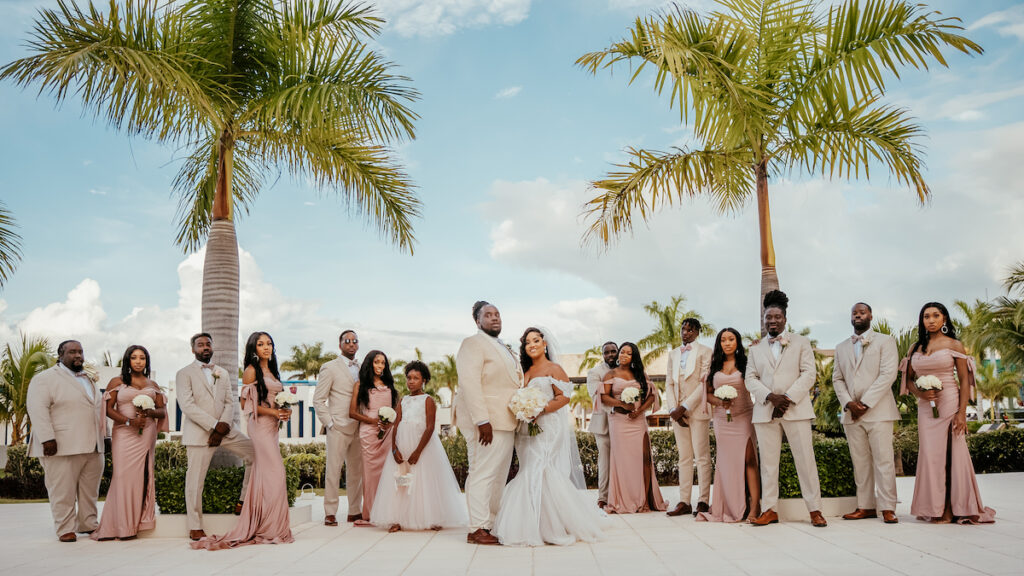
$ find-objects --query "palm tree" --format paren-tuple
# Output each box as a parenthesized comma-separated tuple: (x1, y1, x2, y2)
(429, 354, 458, 394)
(280, 342, 337, 380)
(812, 355, 841, 434)
(974, 362, 1021, 421)
(569, 383, 593, 412)
(576, 0, 982, 331)
(2, 0, 420, 383)
(637, 294, 714, 364)
(577, 345, 603, 373)
(874, 318, 918, 425)
(968, 262, 1024, 369)
(0, 201, 22, 288)
(0, 335, 55, 445)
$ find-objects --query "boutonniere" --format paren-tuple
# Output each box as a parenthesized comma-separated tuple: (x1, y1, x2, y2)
(505, 343, 515, 356)
(212, 369, 222, 384)
(82, 365, 99, 383)
(779, 336, 790, 347)
(861, 335, 871, 346)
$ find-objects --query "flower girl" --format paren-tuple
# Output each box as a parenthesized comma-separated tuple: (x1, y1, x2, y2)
(370, 361, 468, 532)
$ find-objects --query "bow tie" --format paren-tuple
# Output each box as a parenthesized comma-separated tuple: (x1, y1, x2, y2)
(680, 344, 692, 352)
(851, 334, 865, 343)
(768, 336, 784, 344)
(201, 363, 215, 371)
(347, 360, 359, 367)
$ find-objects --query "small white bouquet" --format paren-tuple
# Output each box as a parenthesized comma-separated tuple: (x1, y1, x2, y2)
(275, 390, 299, 429)
(377, 406, 397, 439)
(131, 394, 155, 435)
(509, 387, 547, 436)
(915, 375, 943, 418)
(620, 386, 641, 405)
(395, 461, 415, 491)
(714, 385, 738, 422)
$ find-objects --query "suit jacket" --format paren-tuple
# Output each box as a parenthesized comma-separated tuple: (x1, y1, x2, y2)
(664, 342, 713, 420)
(745, 332, 817, 423)
(175, 362, 240, 446)
(455, 332, 523, 432)
(26, 365, 105, 458)
(833, 330, 900, 424)
(586, 363, 612, 435)
(313, 356, 360, 433)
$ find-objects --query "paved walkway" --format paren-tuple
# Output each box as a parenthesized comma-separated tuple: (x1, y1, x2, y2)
(2, 473, 1021, 576)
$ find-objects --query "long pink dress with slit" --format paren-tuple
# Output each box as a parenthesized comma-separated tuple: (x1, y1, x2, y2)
(605, 378, 667, 514)
(697, 371, 756, 523)
(92, 385, 166, 540)
(358, 387, 395, 521)
(191, 376, 294, 549)
(902, 349, 995, 523)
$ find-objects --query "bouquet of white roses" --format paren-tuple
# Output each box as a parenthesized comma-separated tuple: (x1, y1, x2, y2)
(275, 390, 299, 429)
(620, 386, 641, 405)
(915, 375, 943, 418)
(509, 387, 547, 436)
(377, 406, 397, 439)
(714, 385, 738, 422)
(131, 394, 155, 434)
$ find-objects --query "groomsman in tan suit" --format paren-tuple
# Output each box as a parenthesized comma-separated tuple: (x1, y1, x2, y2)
(26, 340, 106, 542)
(665, 318, 713, 516)
(586, 341, 618, 508)
(456, 301, 523, 545)
(313, 329, 364, 526)
(833, 302, 900, 524)
(746, 291, 827, 527)
(177, 333, 255, 541)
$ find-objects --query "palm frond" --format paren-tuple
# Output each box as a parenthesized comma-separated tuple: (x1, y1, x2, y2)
(1004, 261, 1024, 296)
(0, 202, 23, 288)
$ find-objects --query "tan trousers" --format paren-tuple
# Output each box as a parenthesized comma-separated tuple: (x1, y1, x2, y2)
(754, 418, 821, 512)
(458, 410, 515, 531)
(671, 418, 712, 504)
(323, 423, 363, 517)
(40, 452, 104, 536)
(844, 419, 898, 511)
(185, 434, 254, 530)
(595, 431, 610, 503)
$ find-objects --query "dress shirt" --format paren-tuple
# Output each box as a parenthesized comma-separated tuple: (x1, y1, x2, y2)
(60, 363, 94, 400)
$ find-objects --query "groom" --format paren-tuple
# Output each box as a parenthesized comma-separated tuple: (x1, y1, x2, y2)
(455, 301, 523, 545)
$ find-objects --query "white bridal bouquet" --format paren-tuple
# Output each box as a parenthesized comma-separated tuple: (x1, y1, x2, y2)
(509, 387, 547, 436)
(131, 394, 155, 434)
(620, 386, 641, 405)
(714, 385, 738, 422)
(915, 375, 943, 418)
(275, 390, 299, 429)
(377, 406, 397, 439)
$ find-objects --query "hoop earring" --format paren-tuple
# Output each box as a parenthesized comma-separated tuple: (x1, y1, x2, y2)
(941, 324, 949, 334)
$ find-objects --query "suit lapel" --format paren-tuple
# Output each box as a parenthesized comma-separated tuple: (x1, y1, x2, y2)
(60, 367, 95, 404)
(682, 346, 697, 378)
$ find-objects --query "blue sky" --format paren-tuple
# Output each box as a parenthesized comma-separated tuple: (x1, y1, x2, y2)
(2, 0, 1024, 382)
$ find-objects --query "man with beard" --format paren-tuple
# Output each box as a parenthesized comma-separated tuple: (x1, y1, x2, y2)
(586, 341, 618, 509)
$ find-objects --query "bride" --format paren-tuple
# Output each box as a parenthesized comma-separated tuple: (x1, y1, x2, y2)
(492, 327, 605, 546)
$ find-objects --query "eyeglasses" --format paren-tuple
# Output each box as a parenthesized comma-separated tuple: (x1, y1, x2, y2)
(343, 339, 359, 344)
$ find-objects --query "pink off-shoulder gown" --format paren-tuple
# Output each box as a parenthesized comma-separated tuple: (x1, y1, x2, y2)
(358, 387, 395, 521)
(697, 371, 757, 523)
(605, 378, 667, 514)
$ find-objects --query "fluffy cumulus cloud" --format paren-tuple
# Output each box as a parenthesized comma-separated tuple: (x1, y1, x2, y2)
(373, 0, 530, 37)
(479, 122, 1024, 350)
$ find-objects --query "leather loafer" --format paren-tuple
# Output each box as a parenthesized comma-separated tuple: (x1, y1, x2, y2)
(234, 501, 244, 516)
(347, 514, 363, 522)
(189, 529, 207, 541)
(842, 508, 877, 520)
(467, 528, 500, 545)
(882, 510, 899, 524)
(597, 500, 607, 509)
(810, 510, 828, 527)
(694, 501, 710, 515)
(324, 515, 338, 526)
(59, 533, 77, 542)
(750, 509, 778, 526)
(666, 502, 693, 517)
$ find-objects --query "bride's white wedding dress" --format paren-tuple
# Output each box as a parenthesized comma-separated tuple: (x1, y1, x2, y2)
(492, 376, 605, 546)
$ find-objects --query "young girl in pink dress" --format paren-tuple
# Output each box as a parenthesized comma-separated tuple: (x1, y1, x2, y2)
(349, 350, 399, 526)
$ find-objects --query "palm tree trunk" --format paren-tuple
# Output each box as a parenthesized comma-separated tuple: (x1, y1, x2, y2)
(756, 161, 779, 335)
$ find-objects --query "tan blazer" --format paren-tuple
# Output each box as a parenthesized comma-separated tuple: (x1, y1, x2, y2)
(176, 362, 240, 446)
(833, 330, 900, 424)
(455, 332, 523, 432)
(664, 342, 713, 420)
(745, 332, 817, 423)
(586, 363, 612, 435)
(26, 365, 105, 457)
(313, 356, 360, 433)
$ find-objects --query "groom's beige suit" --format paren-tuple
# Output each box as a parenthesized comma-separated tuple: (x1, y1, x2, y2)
(745, 332, 822, 512)
(665, 341, 713, 505)
(833, 330, 899, 511)
(313, 356, 364, 519)
(455, 330, 523, 531)
(586, 362, 613, 503)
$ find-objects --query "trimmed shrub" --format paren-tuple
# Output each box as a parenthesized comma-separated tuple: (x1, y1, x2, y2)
(1, 444, 46, 498)
(156, 461, 299, 514)
(894, 426, 919, 475)
(284, 453, 325, 488)
(779, 437, 856, 498)
(967, 428, 1024, 473)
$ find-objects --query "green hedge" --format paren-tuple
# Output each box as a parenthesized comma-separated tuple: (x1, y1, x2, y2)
(155, 461, 300, 514)
(778, 437, 856, 498)
(1, 443, 112, 499)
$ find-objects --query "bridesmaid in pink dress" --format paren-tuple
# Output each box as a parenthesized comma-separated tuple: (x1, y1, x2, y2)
(697, 328, 761, 523)
(93, 345, 168, 540)
(901, 302, 995, 524)
(192, 332, 295, 550)
(601, 342, 667, 514)
(349, 349, 400, 527)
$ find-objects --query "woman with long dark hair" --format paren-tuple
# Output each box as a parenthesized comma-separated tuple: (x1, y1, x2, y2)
(93, 345, 167, 540)
(901, 303, 995, 523)
(349, 349, 400, 526)
(192, 332, 294, 550)
(600, 342, 667, 513)
(696, 328, 760, 523)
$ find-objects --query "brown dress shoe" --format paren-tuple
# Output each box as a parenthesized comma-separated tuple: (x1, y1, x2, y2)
(466, 528, 500, 545)
(324, 515, 338, 526)
(189, 529, 207, 541)
(694, 502, 710, 515)
(59, 533, 77, 542)
(666, 502, 693, 517)
(750, 509, 779, 526)
(234, 501, 244, 515)
(842, 508, 877, 520)
(810, 510, 828, 527)
(882, 510, 899, 524)
(597, 500, 607, 509)
(347, 514, 363, 522)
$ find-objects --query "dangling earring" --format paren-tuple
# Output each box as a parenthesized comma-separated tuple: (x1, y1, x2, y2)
(941, 324, 949, 334)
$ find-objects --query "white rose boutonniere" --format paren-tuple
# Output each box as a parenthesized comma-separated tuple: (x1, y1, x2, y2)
(861, 335, 871, 346)
(779, 336, 790, 347)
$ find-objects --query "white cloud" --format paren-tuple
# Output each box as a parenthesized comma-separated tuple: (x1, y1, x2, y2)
(494, 86, 522, 99)
(373, 0, 530, 37)
(971, 5, 1024, 40)
(88, 188, 107, 195)
(936, 83, 1024, 121)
